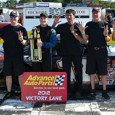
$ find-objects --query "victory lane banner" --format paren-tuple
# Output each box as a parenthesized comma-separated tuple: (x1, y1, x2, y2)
(22, 72, 67, 102)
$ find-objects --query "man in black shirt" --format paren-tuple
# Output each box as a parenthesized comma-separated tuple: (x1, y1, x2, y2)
(0, 11, 28, 99)
(52, 9, 84, 100)
(32, 12, 57, 72)
(82, 8, 111, 100)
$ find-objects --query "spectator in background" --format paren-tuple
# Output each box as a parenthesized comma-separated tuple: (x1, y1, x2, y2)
(105, 14, 113, 28)
(112, 20, 115, 40)
(0, 13, 5, 22)
(18, 13, 23, 25)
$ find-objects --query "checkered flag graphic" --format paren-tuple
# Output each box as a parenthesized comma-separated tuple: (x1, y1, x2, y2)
(55, 75, 65, 86)
(49, 8, 65, 18)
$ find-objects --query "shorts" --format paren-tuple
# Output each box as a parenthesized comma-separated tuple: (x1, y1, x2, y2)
(3, 56, 24, 76)
(86, 48, 107, 75)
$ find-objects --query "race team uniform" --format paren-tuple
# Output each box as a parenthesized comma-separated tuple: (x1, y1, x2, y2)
(0, 24, 28, 76)
(55, 22, 83, 94)
(35, 25, 57, 71)
(85, 21, 111, 75)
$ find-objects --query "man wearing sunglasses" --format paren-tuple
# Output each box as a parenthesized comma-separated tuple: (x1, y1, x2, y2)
(0, 10, 28, 100)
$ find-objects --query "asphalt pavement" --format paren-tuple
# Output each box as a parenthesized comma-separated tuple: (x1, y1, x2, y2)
(0, 90, 115, 115)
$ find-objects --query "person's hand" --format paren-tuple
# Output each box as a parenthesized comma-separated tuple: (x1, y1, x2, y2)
(77, 22, 87, 34)
(103, 25, 109, 36)
(53, 16, 61, 26)
(18, 31, 23, 41)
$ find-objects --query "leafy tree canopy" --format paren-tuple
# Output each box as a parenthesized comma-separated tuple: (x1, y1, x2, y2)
(0, 0, 115, 8)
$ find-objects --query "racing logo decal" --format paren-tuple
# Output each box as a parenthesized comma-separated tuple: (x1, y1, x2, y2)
(55, 75, 65, 86)
(49, 8, 65, 18)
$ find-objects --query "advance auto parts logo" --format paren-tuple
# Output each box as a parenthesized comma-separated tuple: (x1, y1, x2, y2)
(24, 75, 65, 86)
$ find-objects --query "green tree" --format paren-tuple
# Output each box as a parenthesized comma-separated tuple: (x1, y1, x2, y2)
(99, 1, 111, 8)
(12, 0, 115, 8)
(110, 2, 115, 8)
(19, 0, 82, 4)
(93, 0, 99, 5)
(6, 0, 17, 8)
(2, 2, 7, 8)
(41, 0, 63, 2)
(19, 0, 38, 3)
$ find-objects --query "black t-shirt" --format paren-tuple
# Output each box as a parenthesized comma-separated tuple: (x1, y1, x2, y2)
(0, 24, 28, 57)
(36, 25, 51, 42)
(55, 22, 82, 55)
(36, 25, 51, 52)
(85, 21, 111, 47)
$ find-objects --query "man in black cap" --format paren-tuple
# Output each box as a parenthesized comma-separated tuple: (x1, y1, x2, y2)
(31, 12, 57, 71)
(10, 10, 19, 17)
(39, 12, 48, 17)
(81, 7, 111, 100)
(0, 10, 28, 100)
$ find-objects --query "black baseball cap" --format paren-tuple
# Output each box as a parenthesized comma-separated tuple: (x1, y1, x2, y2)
(92, 7, 100, 12)
(39, 12, 48, 18)
(10, 11, 19, 17)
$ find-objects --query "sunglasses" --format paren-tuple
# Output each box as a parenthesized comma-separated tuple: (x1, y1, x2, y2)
(10, 15, 18, 18)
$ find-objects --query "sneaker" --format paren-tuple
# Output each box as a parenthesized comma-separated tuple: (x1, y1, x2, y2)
(17, 92, 21, 100)
(3, 92, 14, 100)
(90, 90, 96, 97)
(74, 92, 83, 100)
(102, 91, 110, 100)
(67, 92, 73, 100)
(87, 90, 96, 100)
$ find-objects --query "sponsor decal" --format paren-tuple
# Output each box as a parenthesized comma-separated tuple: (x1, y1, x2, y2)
(22, 72, 67, 102)
(99, 58, 115, 85)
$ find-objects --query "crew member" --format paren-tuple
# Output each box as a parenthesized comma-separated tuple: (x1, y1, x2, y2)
(82, 7, 111, 100)
(0, 10, 28, 99)
(52, 9, 84, 100)
(32, 12, 57, 71)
